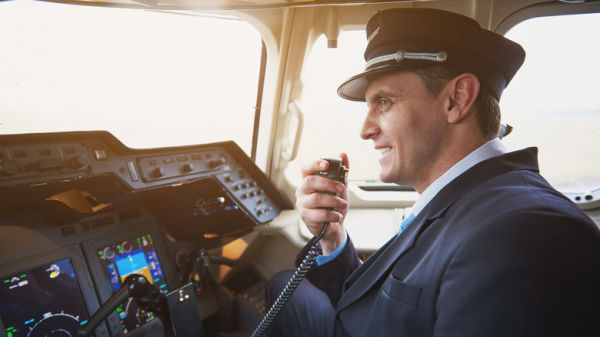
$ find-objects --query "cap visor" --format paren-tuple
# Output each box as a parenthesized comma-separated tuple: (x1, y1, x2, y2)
(337, 71, 370, 102)
(337, 65, 423, 102)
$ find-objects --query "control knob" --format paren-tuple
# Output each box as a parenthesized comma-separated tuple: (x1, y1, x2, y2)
(67, 155, 88, 169)
(181, 163, 194, 173)
(208, 157, 226, 168)
(152, 167, 165, 178)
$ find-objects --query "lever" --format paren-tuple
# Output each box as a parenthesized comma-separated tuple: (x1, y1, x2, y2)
(178, 249, 237, 291)
(77, 274, 170, 337)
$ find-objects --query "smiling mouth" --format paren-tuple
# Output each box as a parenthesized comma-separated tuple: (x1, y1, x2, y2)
(379, 147, 392, 155)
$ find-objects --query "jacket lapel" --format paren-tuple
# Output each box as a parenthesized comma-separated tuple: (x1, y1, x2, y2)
(336, 212, 435, 311)
(342, 231, 397, 288)
(335, 148, 540, 312)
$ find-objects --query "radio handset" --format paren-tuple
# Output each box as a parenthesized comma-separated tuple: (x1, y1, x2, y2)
(310, 158, 349, 238)
(251, 158, 348, 337)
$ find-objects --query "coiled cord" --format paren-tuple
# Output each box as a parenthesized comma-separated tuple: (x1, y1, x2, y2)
(251, 223, 329, 337)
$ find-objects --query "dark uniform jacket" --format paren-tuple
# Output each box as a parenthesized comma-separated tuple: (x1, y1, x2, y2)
(304, 148, 600, 337)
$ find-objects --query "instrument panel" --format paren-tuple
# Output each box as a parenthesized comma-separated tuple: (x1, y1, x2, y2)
(0, 131, 292, 245)
(0, 131, 292, 337)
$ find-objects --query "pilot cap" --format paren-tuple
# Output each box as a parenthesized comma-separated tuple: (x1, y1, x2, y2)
(337, 8, 526, 101)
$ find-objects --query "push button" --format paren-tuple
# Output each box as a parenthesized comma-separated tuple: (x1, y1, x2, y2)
(181, 163, 194, 173)
(94, 149, 108, 161)
(152, 167, 165, 178)
(127, 161, 139, 181)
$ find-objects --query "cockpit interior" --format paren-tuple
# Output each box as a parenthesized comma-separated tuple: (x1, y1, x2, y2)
(1, 0, 599, 336)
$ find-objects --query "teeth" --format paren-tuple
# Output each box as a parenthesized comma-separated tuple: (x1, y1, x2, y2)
(379, 147, 391, 154)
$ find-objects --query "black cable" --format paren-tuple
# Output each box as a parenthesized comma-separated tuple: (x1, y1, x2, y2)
(252, 158, 347, 337)
(251, 223, 329, 337)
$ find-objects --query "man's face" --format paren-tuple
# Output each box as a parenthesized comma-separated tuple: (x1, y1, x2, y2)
(362, 70, 447, 190)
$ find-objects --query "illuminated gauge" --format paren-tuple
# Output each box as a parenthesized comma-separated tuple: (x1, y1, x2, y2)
(45, 264, 61, 279)
(103, 247, 115, 259)
(120, 241, 133, 254)
(27, 312, 81, 337)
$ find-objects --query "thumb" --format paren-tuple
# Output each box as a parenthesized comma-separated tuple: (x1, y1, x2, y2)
(339, 152, 349, 170)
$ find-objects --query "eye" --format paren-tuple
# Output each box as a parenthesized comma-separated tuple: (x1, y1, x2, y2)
(379, 98, 392, 110)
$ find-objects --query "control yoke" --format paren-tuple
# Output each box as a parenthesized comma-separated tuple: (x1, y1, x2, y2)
(77, 274, 171, 337)
(79, 251, 237, 337)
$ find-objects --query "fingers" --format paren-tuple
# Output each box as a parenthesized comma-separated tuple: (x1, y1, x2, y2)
(296, 156, 350, 242)
(305, 219, 344, 243)
(296, 190, 348, 214)
(296, 174, 345, 197)
(296, 182, 348, 239)
(300, 207, 344, 228)
(300, 159, 329, 178)
(296, 156, 349, 214)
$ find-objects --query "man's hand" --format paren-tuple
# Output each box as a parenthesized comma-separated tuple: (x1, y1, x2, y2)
(295, 153, 349, 255)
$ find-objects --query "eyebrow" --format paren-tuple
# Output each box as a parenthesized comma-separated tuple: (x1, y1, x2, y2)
(365, 88, 401, 105)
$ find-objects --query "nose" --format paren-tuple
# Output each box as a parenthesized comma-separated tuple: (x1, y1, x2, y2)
(360, 107, 379, 140)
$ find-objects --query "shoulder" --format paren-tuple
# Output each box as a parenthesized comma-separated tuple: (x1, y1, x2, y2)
(443, 167, 600, 265)
(457, 167, 592, 226)
(446, 174, 600, 274)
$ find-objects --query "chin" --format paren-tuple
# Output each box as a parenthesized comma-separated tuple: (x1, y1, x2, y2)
(378, 157, 398, 183)
(379, 172, 395, 184)
(380, 169, 408, 186)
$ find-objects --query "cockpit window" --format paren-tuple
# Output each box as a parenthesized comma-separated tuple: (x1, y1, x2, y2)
(294, 13, 599, 192)
(0, 0, 262, 155)
(501, 13, 600, 192)
(289, 30, 372, 183)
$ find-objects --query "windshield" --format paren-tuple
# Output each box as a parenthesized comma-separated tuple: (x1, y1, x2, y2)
(293, 13, 600, 192)
(501, 13, 600, 192)
(0, 0, 262, 155)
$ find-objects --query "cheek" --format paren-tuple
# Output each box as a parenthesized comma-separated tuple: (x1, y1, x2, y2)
(389, 112, 419, 141)
(405, 103, 441, 137)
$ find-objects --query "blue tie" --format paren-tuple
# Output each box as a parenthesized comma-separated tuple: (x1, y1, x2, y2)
(398, 212, 415, 235)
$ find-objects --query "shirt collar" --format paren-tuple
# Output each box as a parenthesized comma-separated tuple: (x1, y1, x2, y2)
(410, 138, 507, 217)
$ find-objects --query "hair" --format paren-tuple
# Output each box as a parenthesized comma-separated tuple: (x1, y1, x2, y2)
(412, 65, 501, 139)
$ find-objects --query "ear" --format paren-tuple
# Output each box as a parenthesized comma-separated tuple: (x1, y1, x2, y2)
(444, 73, 479, 124)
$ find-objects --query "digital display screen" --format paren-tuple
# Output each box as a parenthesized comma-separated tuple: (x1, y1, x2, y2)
(0, 258, 90, 337)
(97, 233, 168, 334)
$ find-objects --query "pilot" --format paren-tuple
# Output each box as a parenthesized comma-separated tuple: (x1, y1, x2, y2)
(268, 7, 600, 337)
